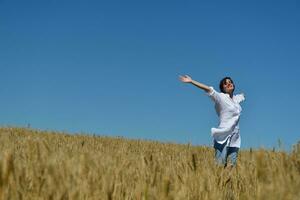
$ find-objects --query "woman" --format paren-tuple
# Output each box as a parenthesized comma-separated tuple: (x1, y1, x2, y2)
(179, 75, 245, 167)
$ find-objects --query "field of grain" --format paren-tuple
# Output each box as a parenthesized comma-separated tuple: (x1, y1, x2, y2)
(0, 127, 299, 199)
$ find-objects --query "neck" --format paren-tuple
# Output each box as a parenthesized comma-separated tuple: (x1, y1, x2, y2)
(227, 92, 233, 98)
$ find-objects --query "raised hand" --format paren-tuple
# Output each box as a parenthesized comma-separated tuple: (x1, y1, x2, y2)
(179, 75, 192, 83)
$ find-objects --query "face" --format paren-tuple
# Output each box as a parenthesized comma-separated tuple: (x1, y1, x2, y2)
(223, 79, 234, 94)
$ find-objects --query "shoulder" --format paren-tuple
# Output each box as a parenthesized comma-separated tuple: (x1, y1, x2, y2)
(207, 86, 222, 96)
(206, 86, 215, 95)
(206, 86, 224, 98)
(206, 86, 226, 103)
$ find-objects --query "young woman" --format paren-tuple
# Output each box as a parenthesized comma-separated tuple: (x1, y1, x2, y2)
(179, 75, 245, 167)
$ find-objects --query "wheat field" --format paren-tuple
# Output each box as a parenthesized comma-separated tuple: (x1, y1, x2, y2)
(0, 127, 299, 200)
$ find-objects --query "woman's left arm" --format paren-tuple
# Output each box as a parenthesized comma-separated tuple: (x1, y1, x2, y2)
(235, 93, 246, 103)
(240, 93, 246, 102)
(241, 93, 245, 99)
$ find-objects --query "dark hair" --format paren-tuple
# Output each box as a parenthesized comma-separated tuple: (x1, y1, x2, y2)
(219, 77, 235, 94)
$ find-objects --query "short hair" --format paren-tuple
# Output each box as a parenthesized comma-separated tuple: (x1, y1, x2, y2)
(219, 77, 235, 94)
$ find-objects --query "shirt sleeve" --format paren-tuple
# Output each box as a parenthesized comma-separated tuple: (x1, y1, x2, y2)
(235, 93, 245, 103)
(206, 86, 221, 103)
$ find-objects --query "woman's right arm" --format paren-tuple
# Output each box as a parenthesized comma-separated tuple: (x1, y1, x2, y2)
(179, 75, 211, 93)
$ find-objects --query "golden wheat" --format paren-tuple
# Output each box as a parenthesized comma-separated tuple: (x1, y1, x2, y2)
(0, 127, 299, 200)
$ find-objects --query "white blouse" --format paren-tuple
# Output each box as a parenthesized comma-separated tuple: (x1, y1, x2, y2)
(206, 86, 245, 148)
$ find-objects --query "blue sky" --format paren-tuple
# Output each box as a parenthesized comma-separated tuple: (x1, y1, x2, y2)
(1, 0, 299, 150)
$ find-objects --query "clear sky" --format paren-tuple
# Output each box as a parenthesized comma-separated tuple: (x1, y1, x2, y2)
(1, 0, 299, 150)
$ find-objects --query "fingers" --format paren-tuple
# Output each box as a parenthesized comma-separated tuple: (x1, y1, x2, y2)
(178, 75, 189, 78)
(178, 74, 192, 82)
(179, 76, 185, 83)
(178, 75, 185, 80)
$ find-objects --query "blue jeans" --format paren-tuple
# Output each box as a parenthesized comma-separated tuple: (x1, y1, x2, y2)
(214, 140, 239, 167)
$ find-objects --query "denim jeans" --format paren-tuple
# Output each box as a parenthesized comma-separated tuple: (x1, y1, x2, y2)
(214, 140, 239, 167)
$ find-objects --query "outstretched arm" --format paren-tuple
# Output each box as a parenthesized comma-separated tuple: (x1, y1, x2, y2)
(179, 75, 211, 93)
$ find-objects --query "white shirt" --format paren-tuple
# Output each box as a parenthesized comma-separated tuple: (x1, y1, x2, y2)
(206, 86, 245, 148)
